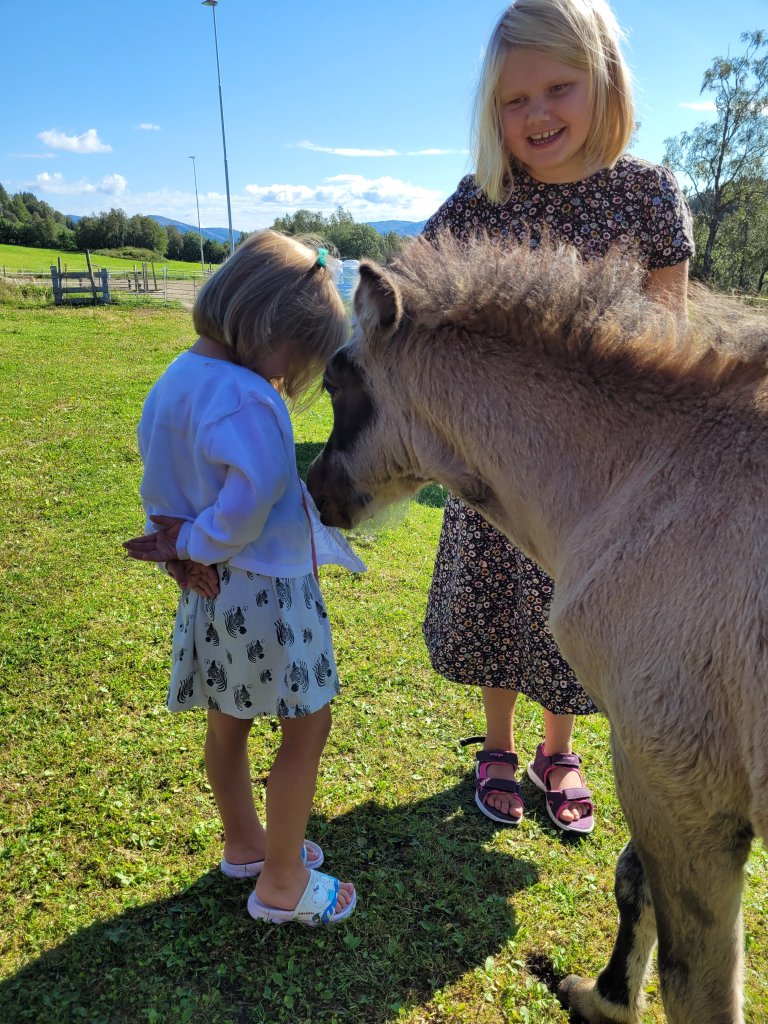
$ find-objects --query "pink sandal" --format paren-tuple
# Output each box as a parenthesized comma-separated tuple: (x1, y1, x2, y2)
(474, 749, 525, 826)
(527, 744, 594, 834)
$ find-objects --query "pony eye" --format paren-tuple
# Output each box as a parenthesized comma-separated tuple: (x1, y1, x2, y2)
(323, 377, 339, 398)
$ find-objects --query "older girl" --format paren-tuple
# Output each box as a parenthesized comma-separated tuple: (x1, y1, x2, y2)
(423, 0, 693, 834)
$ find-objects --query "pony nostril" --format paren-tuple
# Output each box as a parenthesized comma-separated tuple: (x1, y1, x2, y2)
(314, 495, 326, 513)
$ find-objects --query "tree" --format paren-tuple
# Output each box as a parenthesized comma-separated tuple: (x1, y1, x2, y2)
(182, 231, 205, 264)
(663, 31, 768, 282)
(325, 221, 384, 261)
(271, 209, 328, 236)
(203, 237, 228, 264)
(127, 214, 168, 256)
(165, 225, 184, 261)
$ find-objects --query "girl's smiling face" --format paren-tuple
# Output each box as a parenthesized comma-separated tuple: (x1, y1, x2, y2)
(498, 50, 595, 184)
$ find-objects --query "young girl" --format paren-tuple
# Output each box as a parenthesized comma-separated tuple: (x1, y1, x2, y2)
(422, 0, 693, 833)
(124, 230, 357, 925)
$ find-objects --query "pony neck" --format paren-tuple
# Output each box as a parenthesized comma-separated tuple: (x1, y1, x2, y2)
(421, 356, 681, 580)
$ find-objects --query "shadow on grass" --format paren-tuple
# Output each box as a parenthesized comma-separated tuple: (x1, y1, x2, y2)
(295, 442, 447, 511)
(0, 780, 538, 1024)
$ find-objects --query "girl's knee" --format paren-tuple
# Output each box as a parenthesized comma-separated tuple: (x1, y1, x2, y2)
(280, 703, 332, 749)
(206, 709, 254, 743)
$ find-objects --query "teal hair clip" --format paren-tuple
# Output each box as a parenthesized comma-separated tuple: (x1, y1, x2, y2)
(316, 248, 328, 268)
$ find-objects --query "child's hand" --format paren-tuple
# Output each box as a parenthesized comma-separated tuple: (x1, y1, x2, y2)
(123, 515, 183, 563)
(166, 559, 220, 599)
(186, 561, 220, 599)
(166, 559, 189, 589)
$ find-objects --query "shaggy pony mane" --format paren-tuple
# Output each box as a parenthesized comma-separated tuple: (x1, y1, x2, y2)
(386, 234, 768, 399)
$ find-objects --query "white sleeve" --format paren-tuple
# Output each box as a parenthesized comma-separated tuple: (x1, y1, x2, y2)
(175, 402, 290, 565)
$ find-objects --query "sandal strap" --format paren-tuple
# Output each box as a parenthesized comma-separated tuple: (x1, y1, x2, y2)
(477, 776, 523, 798)
(546, 786, 593, 816)
(475, 749, 519, 770)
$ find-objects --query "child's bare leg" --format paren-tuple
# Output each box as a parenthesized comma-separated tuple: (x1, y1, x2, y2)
(481, 686, 523, 819)
(255, 704, 354, 913)
(205, 710, 266, 863)
(542, 710, 586, 823)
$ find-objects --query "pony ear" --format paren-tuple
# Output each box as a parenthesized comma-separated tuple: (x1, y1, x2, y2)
(354, 262, 402, 339)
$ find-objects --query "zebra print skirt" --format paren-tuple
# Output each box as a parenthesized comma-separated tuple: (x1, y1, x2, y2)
(168, 566, 340, 719)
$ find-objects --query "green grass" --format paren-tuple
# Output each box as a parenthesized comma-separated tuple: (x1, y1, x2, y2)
(0, 242, 207, 278)
(0, 300, 766, 1024)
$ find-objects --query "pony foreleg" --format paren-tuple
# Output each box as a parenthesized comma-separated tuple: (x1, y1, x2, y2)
(558, 841, 656, 1024)
(643, 822, 750, 1024)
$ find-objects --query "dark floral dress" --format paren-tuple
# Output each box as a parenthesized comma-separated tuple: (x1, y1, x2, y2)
(422, 155, 694, 714)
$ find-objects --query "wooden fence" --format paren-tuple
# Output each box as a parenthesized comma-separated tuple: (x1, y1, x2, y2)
(50, 251, 110, 305)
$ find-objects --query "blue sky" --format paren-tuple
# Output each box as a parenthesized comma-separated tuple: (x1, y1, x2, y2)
(2, 0, 765, 230)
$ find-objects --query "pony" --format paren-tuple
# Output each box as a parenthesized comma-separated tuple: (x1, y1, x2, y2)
(306, 234, 768, 1024)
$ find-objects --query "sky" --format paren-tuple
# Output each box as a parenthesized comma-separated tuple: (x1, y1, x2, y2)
(2, 0, 766, 232)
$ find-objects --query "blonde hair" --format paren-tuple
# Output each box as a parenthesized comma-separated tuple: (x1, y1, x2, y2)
(193, 229, 348, 403)
(473, 0, 635, 204)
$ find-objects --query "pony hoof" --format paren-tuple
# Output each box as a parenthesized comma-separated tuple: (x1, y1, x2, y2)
(557, 975, 634, 1023)
(557, 976, 601, 1022)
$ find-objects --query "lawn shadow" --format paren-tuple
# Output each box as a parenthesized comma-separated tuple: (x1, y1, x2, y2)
(0, 780, 538, 1024)
(295, 442, 447, 510)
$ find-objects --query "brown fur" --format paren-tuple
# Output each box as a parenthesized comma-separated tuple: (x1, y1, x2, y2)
(307, 235, 768, 1024)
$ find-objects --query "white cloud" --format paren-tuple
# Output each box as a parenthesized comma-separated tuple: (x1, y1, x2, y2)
(298, 141, 399, 157)
(678, 101, 717, 112)
(244, 173, 443, 221)
(297, 140, 467, 158)
(99, 174, 127, 195)
(24, 173, 443, 229)
(136, 123, 161, 131)
(37, 128, 112, 154)
(34, 172, 126, 196)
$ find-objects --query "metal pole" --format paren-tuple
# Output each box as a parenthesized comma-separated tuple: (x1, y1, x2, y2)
(202, 0, 235, 257)
(189, 155, 206, 272)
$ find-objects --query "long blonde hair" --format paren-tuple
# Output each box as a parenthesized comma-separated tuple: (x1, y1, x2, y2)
(193, 230, 347, 403)
(473, 0, 635, 204)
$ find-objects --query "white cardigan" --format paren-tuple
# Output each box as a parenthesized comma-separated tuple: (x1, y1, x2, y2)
(137, 351, 314, 577)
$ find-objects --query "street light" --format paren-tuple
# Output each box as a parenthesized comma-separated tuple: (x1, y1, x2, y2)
(201, 0, 235, 257)
(188, 155, 206, 273)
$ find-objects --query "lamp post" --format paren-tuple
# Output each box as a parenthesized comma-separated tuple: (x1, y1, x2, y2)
(188, 155, 206, 273)
(201, 0, 235, 257)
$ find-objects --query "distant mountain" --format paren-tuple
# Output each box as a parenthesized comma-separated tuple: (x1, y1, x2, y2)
(148, 216, 234, 244)
(367, 219, 427, 237)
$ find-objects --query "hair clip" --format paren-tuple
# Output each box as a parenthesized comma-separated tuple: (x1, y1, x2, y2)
(316, 248, 328, 269)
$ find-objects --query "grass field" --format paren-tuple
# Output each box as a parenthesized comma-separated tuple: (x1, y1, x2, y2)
(0, 294, 766, 1024)
(0, 242, 207, 278)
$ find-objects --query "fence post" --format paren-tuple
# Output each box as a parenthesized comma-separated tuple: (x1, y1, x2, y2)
(101, 268, 111, 303)
(50, 266, 62, 305)
(163, 265, 167, 302)
(85, 250, 98, 303)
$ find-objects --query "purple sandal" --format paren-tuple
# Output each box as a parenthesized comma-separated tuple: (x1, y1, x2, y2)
(527, 743, 594, 835)
(474, 749, 525, 826)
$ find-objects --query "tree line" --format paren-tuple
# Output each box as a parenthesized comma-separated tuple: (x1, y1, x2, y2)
(0, 188, 233, 264)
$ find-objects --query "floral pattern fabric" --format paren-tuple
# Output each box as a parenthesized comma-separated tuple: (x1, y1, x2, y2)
(422, 155, 694, 714)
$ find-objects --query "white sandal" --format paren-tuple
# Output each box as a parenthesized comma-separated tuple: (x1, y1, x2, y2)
(247, 868, 356, 926)
(220, 839, 323, 878)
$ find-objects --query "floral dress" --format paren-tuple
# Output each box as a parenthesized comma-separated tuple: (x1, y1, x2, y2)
(422, 155, 694, 714)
